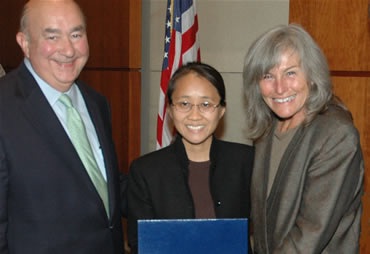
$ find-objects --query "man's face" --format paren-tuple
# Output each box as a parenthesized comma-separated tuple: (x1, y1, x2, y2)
(17, 0, 89, 92)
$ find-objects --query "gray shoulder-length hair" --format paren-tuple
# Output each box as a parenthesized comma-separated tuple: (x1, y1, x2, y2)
(243, 23, 335, 141)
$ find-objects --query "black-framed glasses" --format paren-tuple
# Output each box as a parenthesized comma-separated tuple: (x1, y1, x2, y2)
(172, 102, 220, 113)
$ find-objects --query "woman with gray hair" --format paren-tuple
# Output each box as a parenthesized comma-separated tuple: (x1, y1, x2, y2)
(244, 24, 364, 253)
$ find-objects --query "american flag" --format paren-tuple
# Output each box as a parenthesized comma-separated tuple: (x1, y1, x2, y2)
(156, 0, 201, 149)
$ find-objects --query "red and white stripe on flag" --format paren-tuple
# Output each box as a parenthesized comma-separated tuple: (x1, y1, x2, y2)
(156, 0, 200, 149)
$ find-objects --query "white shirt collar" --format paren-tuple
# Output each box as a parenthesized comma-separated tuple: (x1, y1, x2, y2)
(23, 58, 78, 107)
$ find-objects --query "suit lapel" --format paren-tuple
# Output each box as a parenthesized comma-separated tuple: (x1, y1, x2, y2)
(16, 64, 110, 218)
(17, 64, 83, 172)
(266, 126, 305, 212)
(250, 127, 273, 254)
(78, 82, 117, 220)
(264, 124, 305, 251)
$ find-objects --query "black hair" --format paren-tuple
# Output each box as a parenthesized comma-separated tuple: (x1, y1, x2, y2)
(166, 62, 226, 106)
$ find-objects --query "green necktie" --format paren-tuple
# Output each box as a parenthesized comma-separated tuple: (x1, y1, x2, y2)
(59, 94, 109, 217)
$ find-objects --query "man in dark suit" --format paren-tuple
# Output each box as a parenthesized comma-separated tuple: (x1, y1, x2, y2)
(0, 0, 127, 253)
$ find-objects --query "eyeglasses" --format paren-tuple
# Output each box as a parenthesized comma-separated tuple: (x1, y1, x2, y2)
(171, 101, 220, 113)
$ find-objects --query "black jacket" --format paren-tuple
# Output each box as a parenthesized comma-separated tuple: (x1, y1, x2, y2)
(127, 135, 254, 253)
(0, 62, 125, 254)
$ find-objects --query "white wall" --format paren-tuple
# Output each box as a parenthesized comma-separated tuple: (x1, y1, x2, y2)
(141, 0, 289, 155)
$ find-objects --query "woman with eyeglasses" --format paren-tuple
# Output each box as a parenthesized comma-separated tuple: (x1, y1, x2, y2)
(127, 62, 254, 253)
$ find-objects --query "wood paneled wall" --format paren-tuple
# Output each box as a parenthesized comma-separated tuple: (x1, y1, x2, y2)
(290, 1, 370, 253)
(0, 1, 24, 68)
(78, 0, 142, 173)
(0, 0, 141, 174)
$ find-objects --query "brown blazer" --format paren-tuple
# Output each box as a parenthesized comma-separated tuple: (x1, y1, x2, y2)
(251, 105, 364, 254)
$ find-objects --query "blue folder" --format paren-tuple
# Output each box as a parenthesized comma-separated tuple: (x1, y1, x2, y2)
(138, 218, 248, 254)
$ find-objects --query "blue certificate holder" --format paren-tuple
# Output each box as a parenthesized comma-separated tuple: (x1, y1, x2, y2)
(138, 218, 248, 254)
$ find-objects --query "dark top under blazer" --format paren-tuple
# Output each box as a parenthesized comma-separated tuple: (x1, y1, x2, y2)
(0, 62, 125, 254)
(127, 135, 254, 253)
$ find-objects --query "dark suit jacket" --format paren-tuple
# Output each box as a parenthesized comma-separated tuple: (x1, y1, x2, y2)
(127, 135, 254, 253)
(251, 105, 364, 254)
(0, 62, 125, 254)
